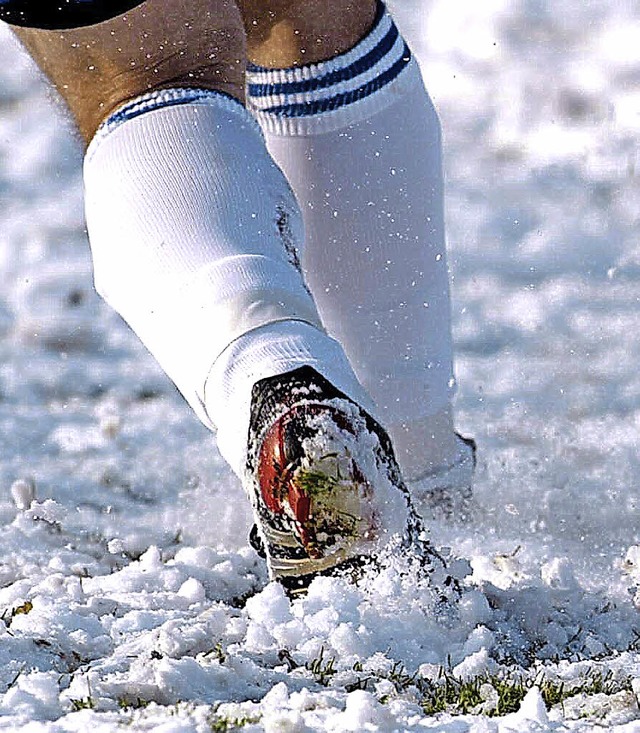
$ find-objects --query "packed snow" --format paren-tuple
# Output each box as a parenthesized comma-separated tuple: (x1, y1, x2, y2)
(1, 0, 640, 730)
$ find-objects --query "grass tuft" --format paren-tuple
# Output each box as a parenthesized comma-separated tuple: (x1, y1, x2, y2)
(335, 658, 634, 718)
(306, 646, 338, 686)
(118, 696, 151, 711)
(417, 667, 634, 717)
(294, 469, 340, 498)
(208, 714, 261, 731)
(70, 697, 95, 712)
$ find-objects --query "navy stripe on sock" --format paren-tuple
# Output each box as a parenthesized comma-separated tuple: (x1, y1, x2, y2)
(0, 0, 145, 29)
(247, 0, 387, 93)
(256, 44, 411, 118)
(102, 88, 242, 132)
(247, 20, 400, 99)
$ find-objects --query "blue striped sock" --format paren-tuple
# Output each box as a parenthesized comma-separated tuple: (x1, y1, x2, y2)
(246, 1, 411, 130)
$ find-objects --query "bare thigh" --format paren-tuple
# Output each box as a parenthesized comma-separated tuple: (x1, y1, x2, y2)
(236, 0, 376, 67)
(13, 0, 246, 142)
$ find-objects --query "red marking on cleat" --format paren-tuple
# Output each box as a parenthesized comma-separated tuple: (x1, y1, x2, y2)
(257, 417, 289, 515)
(289, 486, 311, 525)
(257, 404, 349, 556)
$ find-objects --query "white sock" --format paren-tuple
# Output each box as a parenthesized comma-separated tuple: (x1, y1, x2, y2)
(84, 89, 369, 477)
(246, 3, 459, 480)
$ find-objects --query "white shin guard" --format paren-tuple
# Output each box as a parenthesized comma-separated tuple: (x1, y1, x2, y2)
(247, 3, 459, 480)
(84, 89, 368, 477)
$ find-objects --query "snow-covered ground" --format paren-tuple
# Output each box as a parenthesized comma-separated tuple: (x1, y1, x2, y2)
(1, 0, 640, 730)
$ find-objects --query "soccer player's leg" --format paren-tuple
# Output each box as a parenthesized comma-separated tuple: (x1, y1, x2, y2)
(242, 0, 475, 515)
(4, 0, 425, 587)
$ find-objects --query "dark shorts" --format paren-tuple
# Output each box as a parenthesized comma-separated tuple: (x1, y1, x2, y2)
(0, 0, 146, 29)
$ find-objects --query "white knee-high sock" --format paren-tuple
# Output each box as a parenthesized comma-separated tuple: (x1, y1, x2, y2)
(246, 3, 459, 480)
(84, 88, 370, 477)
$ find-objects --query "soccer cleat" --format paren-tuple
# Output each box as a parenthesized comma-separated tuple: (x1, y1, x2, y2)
(245, 366, 425, 593)
(407, 433, 476, 519)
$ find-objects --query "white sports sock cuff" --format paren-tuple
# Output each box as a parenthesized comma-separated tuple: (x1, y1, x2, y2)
(246, 0, 415, 135)
(87, 87, 252, 159)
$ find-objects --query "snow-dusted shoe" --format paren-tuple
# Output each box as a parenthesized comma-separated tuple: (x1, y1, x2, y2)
(408, 433, 476, 519)
(245, 366, 425, 594)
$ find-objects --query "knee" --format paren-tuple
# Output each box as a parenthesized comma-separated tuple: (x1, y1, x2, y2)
(237, 0, 376, 67)
(12, 0, 247, 142)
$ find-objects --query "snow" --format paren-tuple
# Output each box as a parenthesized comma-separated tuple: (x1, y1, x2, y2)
(1, 0, 640, 730)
